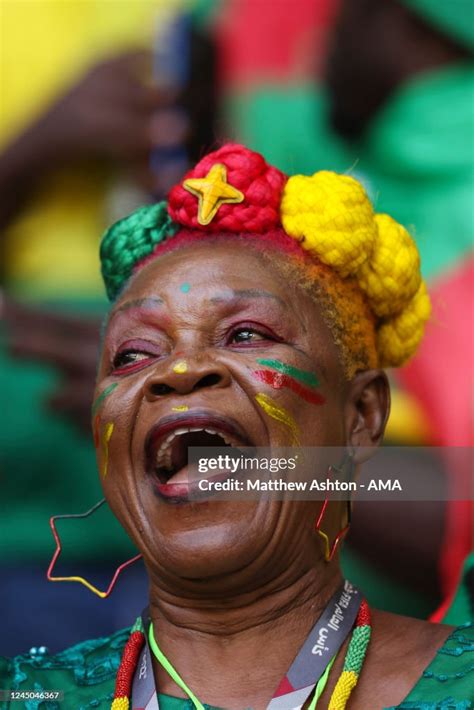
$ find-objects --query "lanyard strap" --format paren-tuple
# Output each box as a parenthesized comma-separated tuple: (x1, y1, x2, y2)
(308, 655, 335, 710)
(149, 623, 205, 710)
(267, 580, 360, 709)
(131, 580, 360, 710)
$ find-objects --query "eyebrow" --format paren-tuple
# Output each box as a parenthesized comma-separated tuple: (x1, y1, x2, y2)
(108, 297, 164, 324)
(107, 289, 308, 336)
(111, 291, 282, 319)
(211, 288, 310, 336)
(209, 289, 286, 307)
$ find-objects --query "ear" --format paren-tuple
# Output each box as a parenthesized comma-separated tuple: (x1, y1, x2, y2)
(344, 370, 390, 462)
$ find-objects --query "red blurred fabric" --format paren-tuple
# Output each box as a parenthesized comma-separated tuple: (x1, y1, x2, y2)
(399, 256, 474, 614)
(400, 257, 473, 448)
(216, 0, 338, 88)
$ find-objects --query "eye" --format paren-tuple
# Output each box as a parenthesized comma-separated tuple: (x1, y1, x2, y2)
(231, 329, 265, 344)
(113, 350, 150, 369)
(111, 339, 163, 375)
(228, 323, 279, 347)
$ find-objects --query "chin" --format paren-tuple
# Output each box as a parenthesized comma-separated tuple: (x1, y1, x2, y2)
(143, 502, 272, 583)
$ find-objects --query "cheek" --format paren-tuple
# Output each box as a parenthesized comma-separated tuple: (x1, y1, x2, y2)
(94, 398, 145, 549)
(91, 381, 137, 481)
(255, 391, 301, 445)
(95, 417, 126, 482)
(248, 358, 335, 445)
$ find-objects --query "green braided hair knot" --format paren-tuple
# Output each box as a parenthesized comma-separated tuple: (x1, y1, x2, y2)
(100, 202, 179, 301)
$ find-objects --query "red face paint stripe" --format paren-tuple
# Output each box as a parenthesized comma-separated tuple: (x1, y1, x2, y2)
(254, 370, 325, 405)
(93, 414, 100, 448)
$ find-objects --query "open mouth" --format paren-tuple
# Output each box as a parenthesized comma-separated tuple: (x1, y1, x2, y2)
(145, 411, 252, 490)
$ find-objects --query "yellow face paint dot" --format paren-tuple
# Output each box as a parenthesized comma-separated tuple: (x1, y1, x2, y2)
(172, 405, 189, 412)
(173, 361, 188, 374)
(255, 392, 300, 445)
(183, 163, 244, 225)
(101, 422, 114, 478)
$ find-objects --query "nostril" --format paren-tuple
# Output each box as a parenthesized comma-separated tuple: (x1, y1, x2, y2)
(193, 373, 221, 391)
(150, 383, 174, 396)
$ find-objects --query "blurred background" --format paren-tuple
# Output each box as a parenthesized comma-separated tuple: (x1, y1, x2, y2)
(1, 0, 473, 655)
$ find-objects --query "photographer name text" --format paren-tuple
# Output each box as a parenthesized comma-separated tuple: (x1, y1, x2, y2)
(197, 478, 402, 492)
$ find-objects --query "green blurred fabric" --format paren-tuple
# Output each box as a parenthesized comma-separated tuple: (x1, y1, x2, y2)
(400, 0, 474, 50)
(0, 343, 101, 560)
(229, 62, 474, 280)
(0, 301, 137, 563)
(443, 553, 474, 625)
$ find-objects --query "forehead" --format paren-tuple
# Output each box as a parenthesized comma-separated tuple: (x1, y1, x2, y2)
(105, 240, 345, 381)
(117, 241, 299, 304)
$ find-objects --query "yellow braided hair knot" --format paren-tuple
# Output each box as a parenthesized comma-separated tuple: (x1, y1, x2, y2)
(280, 171, 431, 368)
(377, 282, 431, 368)
(357, 213, 421, 317)
(280, 172, 377, 277)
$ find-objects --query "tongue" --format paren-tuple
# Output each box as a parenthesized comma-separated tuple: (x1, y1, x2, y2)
(165, 463, 199, 484)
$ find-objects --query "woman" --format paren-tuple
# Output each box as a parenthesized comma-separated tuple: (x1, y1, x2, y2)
(1, 144, 472, 709)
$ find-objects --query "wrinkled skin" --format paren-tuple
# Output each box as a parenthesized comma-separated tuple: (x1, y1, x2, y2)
(95, 242, 451, 709)
(96, 242, 387, 583)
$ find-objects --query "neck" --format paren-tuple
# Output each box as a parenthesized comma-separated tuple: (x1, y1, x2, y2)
(147, 561, 343, 709)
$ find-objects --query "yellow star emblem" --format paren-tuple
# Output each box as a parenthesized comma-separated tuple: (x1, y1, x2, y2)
(183, 163, 244, 225)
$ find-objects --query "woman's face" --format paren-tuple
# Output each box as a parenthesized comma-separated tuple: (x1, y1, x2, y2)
(95, 241, 371, 590)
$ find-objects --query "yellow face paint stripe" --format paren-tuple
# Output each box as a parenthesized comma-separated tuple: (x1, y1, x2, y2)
(102, 422, 114, 478)
(255, 392, 300, 445)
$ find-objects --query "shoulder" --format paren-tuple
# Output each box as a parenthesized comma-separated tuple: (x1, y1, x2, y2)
(360, 611, 473, 709)
(0, 627, 131, 709)
(397, 622, 474, 708)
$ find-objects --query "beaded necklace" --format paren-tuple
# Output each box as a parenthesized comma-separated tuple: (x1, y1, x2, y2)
(111, 600, 371, 710)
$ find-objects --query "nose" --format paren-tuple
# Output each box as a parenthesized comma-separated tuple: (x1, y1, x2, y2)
(143, 357, 232, 400)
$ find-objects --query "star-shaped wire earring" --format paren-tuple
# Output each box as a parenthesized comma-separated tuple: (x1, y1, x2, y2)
(315, 454, 354, 561)
(47, 499, 142, 598)
(183, 163, 244, 225)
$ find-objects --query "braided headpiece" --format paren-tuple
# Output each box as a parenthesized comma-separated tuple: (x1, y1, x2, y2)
(100, 143, 430, 368)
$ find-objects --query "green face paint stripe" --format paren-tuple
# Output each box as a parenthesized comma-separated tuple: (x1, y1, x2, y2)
(92, 383, 118, 417)
(256, 359, 319, 388)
